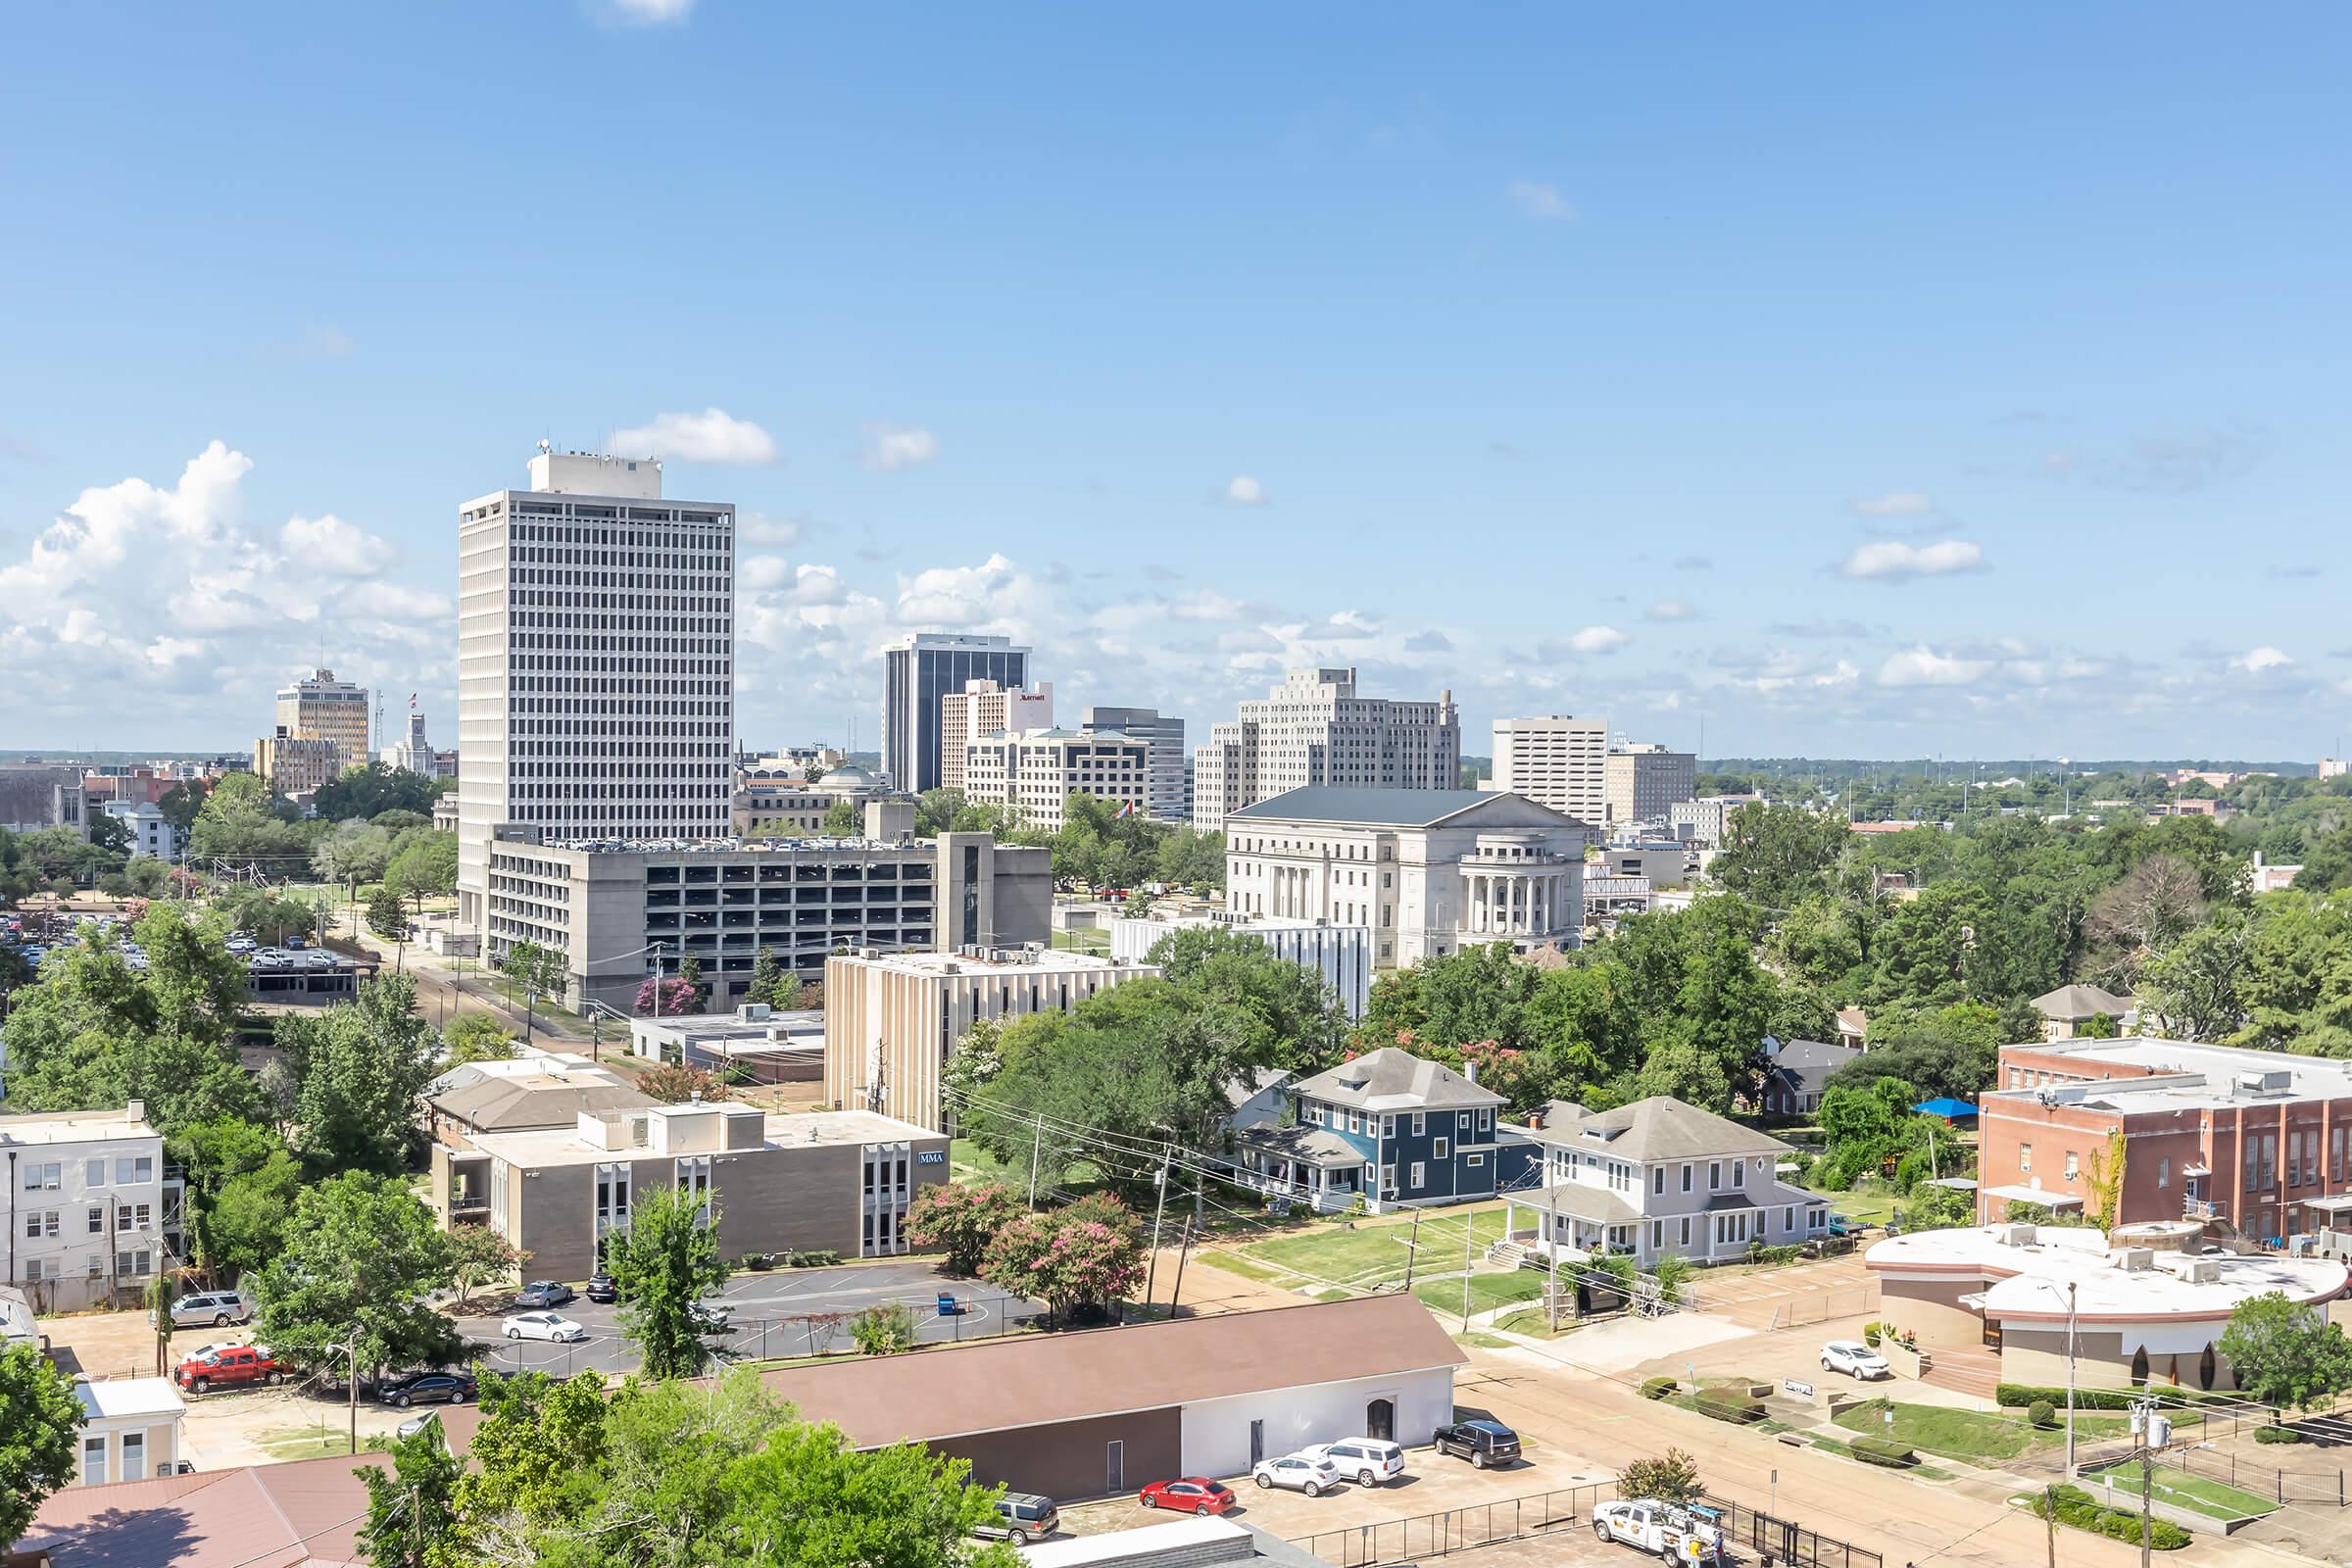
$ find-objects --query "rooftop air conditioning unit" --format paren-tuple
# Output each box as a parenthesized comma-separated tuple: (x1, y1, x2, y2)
(2108, 1247, 2154, 1272)
(734, 1004, 772, 1024)
(1995, 1222, 2036, 1247)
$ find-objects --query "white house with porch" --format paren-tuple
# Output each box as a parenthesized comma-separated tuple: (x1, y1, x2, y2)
(1497, 1097, 1829, 1267)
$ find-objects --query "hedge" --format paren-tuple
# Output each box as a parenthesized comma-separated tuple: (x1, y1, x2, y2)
(2255, 1425, 2300, 1445)
(1640, 1377, 1678, 1400)
(1996, 1383, 2150, 1412)
(2029, 1485, 2190, 1551)
(1696, 1391, 1764, 1424)
(788, 1249, 844, 1267)
(1847, 1435, 1917, 1467)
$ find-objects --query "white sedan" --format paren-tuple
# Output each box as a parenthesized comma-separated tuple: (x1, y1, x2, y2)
(1251, 1452, 1340, 1497)
(1821, 1340, 1890, 1380)
(503, 1311, 587, 1343)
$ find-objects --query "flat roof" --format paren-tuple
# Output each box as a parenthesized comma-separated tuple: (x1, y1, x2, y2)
(757, 1295, 1462, 1448)
(1867, 1223, 2347, 1323)
(468, 1106, 938, 1168)
(835, 948, 1152, 977)
(0, 1105, 157, 1148)
(74, 1376, 186, 1422)
(2018, 1036, 2352, 1098)
(631, 1007, 825, 1039)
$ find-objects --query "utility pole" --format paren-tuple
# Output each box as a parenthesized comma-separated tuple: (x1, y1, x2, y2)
(1027, 1114, 1044, 1208)
(346, 1331, 360, 1454)
(1399, 1208, 1423, 1291)
(2064, 1280, 2080, 1481)
(1143, 1144, 1171, 1314)
(1168, 1216, 1195, 1317)
(1460, 1206, 1476, 1332)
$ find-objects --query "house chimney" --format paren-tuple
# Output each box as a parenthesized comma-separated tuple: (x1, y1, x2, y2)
(689, 1091, 703, 1105)
(1463, 1060, 1478, 1086)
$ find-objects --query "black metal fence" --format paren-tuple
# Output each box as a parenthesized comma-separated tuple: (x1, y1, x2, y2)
(1286, 1481, 1884, 1568)
(2163, 1443, 2346, 1506)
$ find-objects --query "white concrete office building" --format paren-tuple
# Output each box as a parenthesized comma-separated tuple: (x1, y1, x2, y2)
(1107, 910, 1372, 1018)
(1226, 788, 1588, 968)
(1603, 743, 1696, 826)
(939, 680, 1054, 793)
(456, 451, 735, 944)
(1193, 668, 1460, 833)
(1489, 715, 1607, 826)
(0, 1102, 181, 1311)
(960, 728, 1148, 833)
(1083, 707, 1191, 823)
(881, 634, 1032, 793)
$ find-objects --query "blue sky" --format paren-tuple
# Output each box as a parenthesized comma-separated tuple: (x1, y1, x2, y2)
(3, 4, 2346, 760)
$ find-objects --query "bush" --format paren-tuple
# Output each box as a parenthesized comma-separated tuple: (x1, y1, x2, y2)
(788, 1249, 844, 1267)
(1996, 1383, 2145, 1413)
(741, 1252, 774, 1271)
(2255, 1425, 2300, 1445)
(1640, 1376, 1678, 1400)
(1846, 1435, 1916, 1467)
(2027, 1398, 2055, 1429)
(2030, 1484, 2190, 1551)
(1695, 1391, 1764, 1425)
(1862, 1322, 1883, 1348)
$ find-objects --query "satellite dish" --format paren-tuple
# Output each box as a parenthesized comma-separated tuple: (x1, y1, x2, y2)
(537, 439, 552, 454)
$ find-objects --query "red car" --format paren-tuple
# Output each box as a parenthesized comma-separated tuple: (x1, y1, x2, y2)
(1138, 1478, 1237, 1516)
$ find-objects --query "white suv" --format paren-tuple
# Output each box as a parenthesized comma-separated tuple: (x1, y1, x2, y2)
(1300, 1438, 1405, 1487)
(1822, 1340, 1890, 1380)
(1251, 1453, 1339, 1497)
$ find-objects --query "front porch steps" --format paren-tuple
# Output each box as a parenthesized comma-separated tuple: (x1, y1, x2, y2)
(1485, 1240, 1530, 1269)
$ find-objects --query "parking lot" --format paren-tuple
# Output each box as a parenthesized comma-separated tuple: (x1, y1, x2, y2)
(457, 1259, 1047, 1377)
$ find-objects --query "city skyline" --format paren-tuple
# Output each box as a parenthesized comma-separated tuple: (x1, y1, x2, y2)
(4, 7, 2348, 758)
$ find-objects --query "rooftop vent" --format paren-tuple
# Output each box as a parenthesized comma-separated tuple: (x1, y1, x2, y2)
(2156, 1252, 2222, 1285)
(2237, 1069, 2292, 1097)
(2108, 1247, 2154, 1273)
(1995, 1222, 2036, 1248)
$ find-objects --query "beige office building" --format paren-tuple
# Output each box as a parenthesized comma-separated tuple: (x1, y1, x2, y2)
(960, 727, 1148, 833)
(824, 948, 1158, 1129)
(455, 451, 736, 944)
(1603, 744, 1697, 827)
(252, 730, 343, 796)
(274, 668, 370, 767)
(938, 680, 1054, 792)
(1489, 716, 1607, 826)
(1193, 668, 1460, 832)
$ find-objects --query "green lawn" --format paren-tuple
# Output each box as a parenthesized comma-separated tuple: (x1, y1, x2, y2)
(2087, 1460, 2275, 1522)
(259, 1427, 363, 1461)
(1215, 1206, 1508, 1291)
(1454, 1332, 1511, 1349)
(1412, 1269, 1545, 1318)
(1493, 1305, 1577, 1340)
(1833, 1400, 2129, 1462)
(1050, 927, 1111, 954)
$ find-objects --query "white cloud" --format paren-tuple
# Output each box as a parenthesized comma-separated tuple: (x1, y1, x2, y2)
(606, 0, 693, 23)
(1224, 475, 1269, 506)
(1568, 625, 1628, 655)
(611, 408, 777, 465)
(1877, 647, 1991, 687)
(280, 514, 395, 576)
(739, 511, 804, 547)
(741, 556, 792, 591)
(1850, 490, 1935, 517)
(1838, 539, 1984, 581)
(1508, 179, 1576, 220)
(860, 423, 940, 472)
(2231, 646, 2295, 673)
(1644, 600, 1695, 622)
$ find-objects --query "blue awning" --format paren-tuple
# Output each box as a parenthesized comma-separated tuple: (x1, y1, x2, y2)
(1913, 1097, 1979, 1119)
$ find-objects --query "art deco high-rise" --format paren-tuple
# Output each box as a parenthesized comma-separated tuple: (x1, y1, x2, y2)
(1192, 667, 1459, 832)
(455, 450, 735, 938)
(1489, 714, 1607, 826)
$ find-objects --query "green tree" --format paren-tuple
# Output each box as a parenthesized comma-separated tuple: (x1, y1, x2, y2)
(1712, 803, 1849, 913)
(276, 973, 439, 1177)
(312, 818, 396, 890)
(502, 939, 569, 1044)
(1619, 1446, 1704, 1506)
(206, 1150, 304, 1280)
(744, 946, 785, 1007)
(189, 770, 310, 860)
(822, 798, 859, 836)
(2218, 1293, 2352, 1413)
(442, 1011, 518, 1067)
(254, 1171, 461, 1383)
(719, 1408, 1018, 1568)
(157, 778, 212, 835)
(849, 1300, 920, 1354)
(448, 1225, 525, 1310)
(978, 1199, 1143, 1322)
(2136, 914, 2250, 1042)
(1902, 1181, 1977, 1231)
(454, 1370, 612, 1535)
(382, 829, 459, 911)
(356, 1416, 466, 1568)
(366, 884, 411, 967)
(914, 787, 969, 837)
(606, 1183, 732, 1379)
(906, 1181, 1025, 1274)
(314, 762, 443, 823)
(0, 1344, 82, 1549)
(677, 952, 708, 1011)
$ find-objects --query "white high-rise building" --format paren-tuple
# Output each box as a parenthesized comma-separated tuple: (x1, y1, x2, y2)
(880, 634, 1031, 793)
(1192, 668, 1459, 832)
(455, 450, 735, 944)
(1082, 706, 1190, 823)
(961, 726, 1148, 832)
(1490, 715, 1607, 826)
(939, 680, 1054, 793)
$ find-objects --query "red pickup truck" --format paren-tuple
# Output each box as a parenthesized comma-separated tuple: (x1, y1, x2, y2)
(174, 1344, 285, 1394)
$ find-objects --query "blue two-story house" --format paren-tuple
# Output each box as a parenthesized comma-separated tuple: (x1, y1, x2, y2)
(1235, 1047, 1522, 1212)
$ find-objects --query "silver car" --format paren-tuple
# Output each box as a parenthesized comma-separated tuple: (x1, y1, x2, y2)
(159, 1291, 252, 1329)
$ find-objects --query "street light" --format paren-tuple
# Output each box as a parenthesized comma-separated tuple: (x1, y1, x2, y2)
(2033, 1277, 2082, 1479)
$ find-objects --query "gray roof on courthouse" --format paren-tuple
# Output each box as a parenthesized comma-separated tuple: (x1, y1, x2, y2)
(1227, 787, 1583, 830)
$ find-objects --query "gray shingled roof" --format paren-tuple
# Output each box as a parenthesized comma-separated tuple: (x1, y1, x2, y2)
(1771, 1038, 1861, 1071)
(1229, 787, 1549, 828)
(1528, 1096, 1790, 1163)
(1235, 1124, 1365, 1166)
(1290, 1047, 1503, 1112)
(2031, 983, 2133, 1020)
(427, 1073, 658, 1132)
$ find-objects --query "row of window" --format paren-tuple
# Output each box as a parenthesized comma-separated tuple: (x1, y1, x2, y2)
(19, 1155, 158, 1190)
(22, 1202, 152, 1238)
(1375, 1152, 1488, 1195)
(1303, 1103, 1495, 1140)
(16, 1248, 153, 1281)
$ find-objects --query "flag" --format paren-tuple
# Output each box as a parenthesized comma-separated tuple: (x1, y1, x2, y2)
(1117, 799, 1136, 819)
(407, 693, 416, 708)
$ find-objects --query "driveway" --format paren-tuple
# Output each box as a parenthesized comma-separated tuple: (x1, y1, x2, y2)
(454, 1260, 1047, 1377)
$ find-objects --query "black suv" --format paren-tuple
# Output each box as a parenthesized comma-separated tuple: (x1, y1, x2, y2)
(586, 1271, 618, 1303)
(976, 1493, 1059, 1545)
(376, 1370, 479, 1409)
(1433, 1420, 1521, 1469)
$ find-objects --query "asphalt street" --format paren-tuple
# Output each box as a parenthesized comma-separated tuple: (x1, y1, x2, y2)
(453, 1260, 1046, 1377)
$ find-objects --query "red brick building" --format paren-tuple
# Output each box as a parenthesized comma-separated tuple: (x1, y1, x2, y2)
(1978, 1039, 2352, 1248)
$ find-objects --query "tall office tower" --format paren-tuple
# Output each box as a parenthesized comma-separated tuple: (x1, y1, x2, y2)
(455, 450, 736, 940)
(1602, 742, 1697, 827)
(938, 679, 1054, 792)
(275, 668, 371, 768)
(1082, 706, 1190, 823)
(880, 633, 1031, 793)
(1191, 667, 1459, 832)
(1490, 715, 1608, 826)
